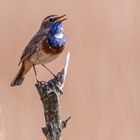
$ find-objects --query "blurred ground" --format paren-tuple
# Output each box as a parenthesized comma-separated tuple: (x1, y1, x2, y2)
(0, 0, 140, 140)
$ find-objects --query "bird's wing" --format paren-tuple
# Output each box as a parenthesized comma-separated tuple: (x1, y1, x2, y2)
(18, 33, 46, 65)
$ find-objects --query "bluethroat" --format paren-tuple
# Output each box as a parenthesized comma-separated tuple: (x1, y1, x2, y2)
(11, 15, 67, 86)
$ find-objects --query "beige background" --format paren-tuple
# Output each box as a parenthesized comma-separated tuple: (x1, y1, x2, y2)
(0, 0, 140, 140)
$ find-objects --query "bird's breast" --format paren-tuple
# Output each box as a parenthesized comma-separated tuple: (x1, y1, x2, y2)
(30, 37, 64, 65)
(31, 50, 59, 65)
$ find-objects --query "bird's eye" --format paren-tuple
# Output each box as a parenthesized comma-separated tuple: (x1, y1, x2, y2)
(49, 18, 54, 23)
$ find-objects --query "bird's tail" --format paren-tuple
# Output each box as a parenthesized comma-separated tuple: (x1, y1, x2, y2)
(11, 61, 32, 87)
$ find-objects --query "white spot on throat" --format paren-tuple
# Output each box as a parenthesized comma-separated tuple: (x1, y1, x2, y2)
(54, 32, 64, 39)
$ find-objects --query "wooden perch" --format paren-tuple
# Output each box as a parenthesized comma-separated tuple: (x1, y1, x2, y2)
(35, 52, 71, 140)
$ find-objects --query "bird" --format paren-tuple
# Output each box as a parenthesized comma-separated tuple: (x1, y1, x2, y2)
(11, 14, 67, 87)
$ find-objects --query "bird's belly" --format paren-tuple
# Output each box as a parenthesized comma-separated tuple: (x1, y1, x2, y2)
(31, 50, 59, 65)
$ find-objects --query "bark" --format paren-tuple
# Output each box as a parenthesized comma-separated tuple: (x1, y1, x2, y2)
(35, 52, 71, 140)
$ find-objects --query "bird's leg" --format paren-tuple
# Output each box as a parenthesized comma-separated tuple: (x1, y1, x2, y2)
(33, 65, 39, 83)
(42, 64, 57, 78)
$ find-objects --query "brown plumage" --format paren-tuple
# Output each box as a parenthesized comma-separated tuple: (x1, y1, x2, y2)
(11, 60, 32, 86)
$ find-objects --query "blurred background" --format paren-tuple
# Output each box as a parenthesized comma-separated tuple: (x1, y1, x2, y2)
(0, 0, 140, 140)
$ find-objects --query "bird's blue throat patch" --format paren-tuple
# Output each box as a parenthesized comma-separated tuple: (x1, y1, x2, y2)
(48, 22, 66, 49)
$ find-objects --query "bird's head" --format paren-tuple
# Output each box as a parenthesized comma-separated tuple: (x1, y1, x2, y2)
(40, 14, 67, 33)
(39, 15, 67, 49)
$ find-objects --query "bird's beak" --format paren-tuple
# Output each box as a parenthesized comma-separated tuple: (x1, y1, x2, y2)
(55, 15, 67, 22)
